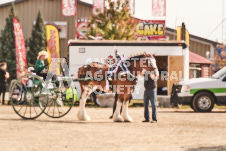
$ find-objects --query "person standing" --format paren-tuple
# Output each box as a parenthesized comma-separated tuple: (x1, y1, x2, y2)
(61, 57, 69, 76)
(142, 63, 159, 123)
(0, 62, 10, 105)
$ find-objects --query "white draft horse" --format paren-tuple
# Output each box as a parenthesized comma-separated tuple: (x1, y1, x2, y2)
(77, 52, 156, 122)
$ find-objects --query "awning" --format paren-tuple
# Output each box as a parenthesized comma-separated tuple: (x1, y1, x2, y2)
(189, 51, 212, 64)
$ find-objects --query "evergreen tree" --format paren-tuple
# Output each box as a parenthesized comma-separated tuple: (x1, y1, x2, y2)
(27, 10, 46, 67)
(87, 0, 137, 40)
(0, 3, 19, 81)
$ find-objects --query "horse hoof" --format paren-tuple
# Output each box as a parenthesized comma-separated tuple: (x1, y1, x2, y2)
(77, 112, 91, 121)
(78, 115, 91, 121)
(113, 115, 124, 122)
(124, 116, 133, 122)
(84, 115, 91, 121)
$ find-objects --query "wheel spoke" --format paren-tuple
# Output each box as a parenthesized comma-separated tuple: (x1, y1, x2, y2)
(17, 100, 27, 113)
(30, 98, 32, 118)
(22, 79, 27, 91)
(32, 98, 38, 116)
(59, 100, 66, 114)
(23, 103, 28, 117)
(53, 99, 56, 117)
(56, 99, 61, 116)
(31, 86, 36, 93)
(46, 99, 54, 114)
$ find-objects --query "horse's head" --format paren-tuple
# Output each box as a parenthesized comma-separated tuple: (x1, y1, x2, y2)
(145, 53, 157, 71)
(128, 52, 157, 76)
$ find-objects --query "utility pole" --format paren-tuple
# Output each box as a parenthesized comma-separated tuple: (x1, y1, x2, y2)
(181, 22, 186, 41)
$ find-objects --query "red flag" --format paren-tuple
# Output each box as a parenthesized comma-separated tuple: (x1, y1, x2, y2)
(92, 0, 105, 16)
(62, 0, 77, 16)
(152, 0, 166, 17)
(13, 18, 27, 78)
(76, 19, 90, 40)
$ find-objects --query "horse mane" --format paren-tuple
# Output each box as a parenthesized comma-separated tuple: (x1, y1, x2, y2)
(128, 54, 145, 59)
(127, 51, 149, 61)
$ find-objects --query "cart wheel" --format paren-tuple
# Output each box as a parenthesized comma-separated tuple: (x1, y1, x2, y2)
(43, 85, 74, 118)
(11, 74, 48, 120)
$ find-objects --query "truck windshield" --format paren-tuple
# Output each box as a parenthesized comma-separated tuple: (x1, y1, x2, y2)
(212, 67, 226, 79)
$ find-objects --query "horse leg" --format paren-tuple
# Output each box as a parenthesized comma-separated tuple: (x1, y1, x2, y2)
(77, 85, 94, 121)
(122, 100, 133, 122)
(113, 99, 123, 122)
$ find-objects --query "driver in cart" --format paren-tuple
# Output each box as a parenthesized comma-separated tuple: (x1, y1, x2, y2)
(34, 50, 53, 81)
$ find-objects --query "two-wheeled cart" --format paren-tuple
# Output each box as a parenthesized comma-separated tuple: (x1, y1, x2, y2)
(10, 73, 80, 119)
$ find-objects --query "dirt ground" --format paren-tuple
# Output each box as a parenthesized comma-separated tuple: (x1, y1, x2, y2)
(0, 106, 226, 151)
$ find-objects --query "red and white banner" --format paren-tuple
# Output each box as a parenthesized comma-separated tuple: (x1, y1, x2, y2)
(76, 19, 90, 40)
(135, 20, 166, 40)
(62, 0, 77, 16)
(13, 18, 27, 78)
(152, 0, 166, 17)
(92, 0, 105, 16)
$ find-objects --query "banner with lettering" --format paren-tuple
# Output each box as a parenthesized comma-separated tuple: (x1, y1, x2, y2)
(76, 18, 90, 40)
(13, 18, 27, 78)
(135, 20, 166, 40)
(152, 0, 166, 17)
(92, 0, 105, 16)
(62, 0, 77, 16)
(46, 25, 60, 75)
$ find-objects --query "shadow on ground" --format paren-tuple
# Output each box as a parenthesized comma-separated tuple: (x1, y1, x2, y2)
(185, 146, 226, 151)
(0, 118, 127, 124)
(158, 110, 226, 113)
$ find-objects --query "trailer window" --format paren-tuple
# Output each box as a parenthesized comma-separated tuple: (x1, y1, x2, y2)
(79, 48, 85, 53)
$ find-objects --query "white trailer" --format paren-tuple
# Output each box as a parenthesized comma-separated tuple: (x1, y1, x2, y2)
(68, 40, 189, 100)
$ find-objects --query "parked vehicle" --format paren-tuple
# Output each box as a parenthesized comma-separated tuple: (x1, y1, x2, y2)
(173, 66, 226, 112)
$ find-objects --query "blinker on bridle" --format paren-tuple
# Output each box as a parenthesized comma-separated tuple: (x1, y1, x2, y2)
(146, 57, 156, 69)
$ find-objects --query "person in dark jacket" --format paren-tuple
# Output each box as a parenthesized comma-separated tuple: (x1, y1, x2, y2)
(61, 57, 69, 76)
(0, 62, 9, 105)
(142, 57, 159, 123)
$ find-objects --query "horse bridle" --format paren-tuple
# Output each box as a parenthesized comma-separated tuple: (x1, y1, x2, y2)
(146, 55, 157, 70)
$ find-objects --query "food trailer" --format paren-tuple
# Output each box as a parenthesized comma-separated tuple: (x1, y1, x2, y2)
(68, 40, 189, 99)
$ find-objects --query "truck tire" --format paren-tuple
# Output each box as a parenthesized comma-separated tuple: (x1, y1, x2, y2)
(192, 92, 215, 112)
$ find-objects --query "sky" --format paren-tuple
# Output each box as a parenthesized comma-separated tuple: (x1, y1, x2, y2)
(0, 0, 223, 43)
(136, 0, 223, 42)
(86, 0, 224, 43)
(0, 0, 14, 4)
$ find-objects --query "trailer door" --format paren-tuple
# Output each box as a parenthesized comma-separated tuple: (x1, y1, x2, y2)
(168, 56, 184, 95)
